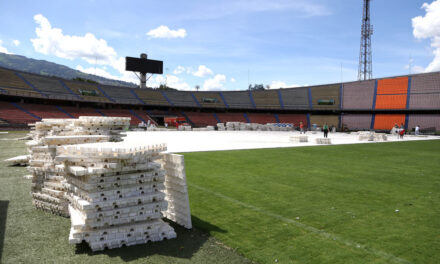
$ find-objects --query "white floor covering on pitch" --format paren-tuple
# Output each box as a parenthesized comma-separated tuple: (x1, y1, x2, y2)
(123, 131, 439, 153)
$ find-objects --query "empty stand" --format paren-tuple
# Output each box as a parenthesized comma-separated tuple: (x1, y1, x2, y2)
(221, 91, 253, 109)
(411, 72, 440, 93)
(163, 91, 198, 107)
(192, 92, 226, 108)
(63, 80, 110, 103)
(409, 93, 440, 110)
(251, 90, 280, 109)
(99, 85, 139, 105)
(216, 113, 247, 123)
(58, 106, 102, 118)
(184, 112, 218, 127)
(247, 113, 277, 124)
(309, 115, 339, 127)
(23, 103, 72, 119)
(20, 73, 77, 100)
(373, 114, 405, 130)
(132, 89, 170, 106)
(342, 114, 372, 130)
(408, 114, 440, 131)
(0, 68, 31, 90)
(277, 114, 308, 126)
(310, 84, 340, 109)
(375, 94, 408, 109)
(375, 77, 408, 110)
(129, 109, 156, 125)
(279, 88, 309, 109)
(343, 80, 375, 109)
(0, 102, 40, 124)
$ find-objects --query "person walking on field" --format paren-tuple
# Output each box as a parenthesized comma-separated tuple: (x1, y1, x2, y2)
(323, 123, 329, 138)
(300, 122, 305, 134)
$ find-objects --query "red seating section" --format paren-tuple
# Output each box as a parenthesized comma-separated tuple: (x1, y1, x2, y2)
(0, 102, 40, 124)
(216, 113, 247, 123)
(247, 113, 276, 124)
(24, 103, 72, 119)
(374, 114, 406, 130)
(58, 106, 102, 118)
(130, 109, 157, 125)
(375, 77, 408, 109)
(277, 114, 308, 126)
(185, 112, 218, 127)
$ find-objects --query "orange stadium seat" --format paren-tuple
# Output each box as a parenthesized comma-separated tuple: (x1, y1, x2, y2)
(377, 77, 408, 95)
(374, 114, 405, 130)
(375, 94, 407, 109)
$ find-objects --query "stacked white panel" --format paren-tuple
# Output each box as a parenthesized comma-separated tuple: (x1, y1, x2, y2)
(57, 142, 176, 251)
(160, 153, 192, 229)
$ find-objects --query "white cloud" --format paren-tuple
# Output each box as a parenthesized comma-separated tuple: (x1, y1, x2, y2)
(153, 74, 192, 90)
(193, 65, 213, 77)
(203, 74, 226, 90)
(230, 77, 236, 82)
(0, 40, 11, 54)
(268, 80, 300, 89)
(13, 40, 20, 46)
(173, 65, 186, 74)
(412, 0, 440, 72)
(146, 25, 187, 39)
(31, 14, 117, 65)
(30, 14, 141, 83)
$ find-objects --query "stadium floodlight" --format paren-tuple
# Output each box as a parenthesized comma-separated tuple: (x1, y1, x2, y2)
(125, 53, 163, 88)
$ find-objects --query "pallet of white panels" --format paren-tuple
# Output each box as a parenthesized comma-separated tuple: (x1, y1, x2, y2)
(160, 153, 192, 229)
(316, 138, 331, 144)
(289, 136, 308, 143)
(57, 142, 176, 251)
(358, 132, 387, 142)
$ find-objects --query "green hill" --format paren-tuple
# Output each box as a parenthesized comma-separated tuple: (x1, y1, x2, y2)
(0, 52, 137, 88)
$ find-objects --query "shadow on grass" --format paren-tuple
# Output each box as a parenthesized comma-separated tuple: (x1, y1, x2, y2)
(0, 200, 9, 263)
(75, 215, 227, 261)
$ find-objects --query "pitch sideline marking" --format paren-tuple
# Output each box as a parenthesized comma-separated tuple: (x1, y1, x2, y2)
(189, 183, 412, 264)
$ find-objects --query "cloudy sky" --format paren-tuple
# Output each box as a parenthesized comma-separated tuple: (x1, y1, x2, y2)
(0, 0, 439, 90)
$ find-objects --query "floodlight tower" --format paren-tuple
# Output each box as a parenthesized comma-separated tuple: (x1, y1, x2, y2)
(358, 0, 373, 81)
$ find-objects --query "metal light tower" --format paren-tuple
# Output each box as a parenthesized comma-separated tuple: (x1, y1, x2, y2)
(358, 0, 373, 81)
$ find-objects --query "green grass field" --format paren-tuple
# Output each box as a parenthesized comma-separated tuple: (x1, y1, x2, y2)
(0, 131, 439, 263)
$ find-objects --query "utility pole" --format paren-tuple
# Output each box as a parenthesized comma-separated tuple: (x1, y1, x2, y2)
(358, 0, 373, 81)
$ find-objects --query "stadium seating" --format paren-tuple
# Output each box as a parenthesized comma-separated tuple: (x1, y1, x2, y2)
(0, 68, 31, 90)
(20, 73, 77, 100)
(276, 114, 308, 126)
(251, 90, 281, 109)
(341, 114, 372, 130)
(22, 103, 73, 119)
(99, 85, 139, 105)
(129, 109, 157, 125)
(247, 113, 277, 124)
(343, 80, 375, 109)
(309, 115, 339, 128)
(192, 92, 226, 108)
(184, 112, 218, 126)
(279, 87, 309, 109)
(62, 80, 110, 103)
(375, 77, 408, 109)
(163, 90, 199, 107)
(56, 106, 102, 118)
(221, 91, 253, 109)
(311, 84, 340, 109)
(373, 114, 405, 130)
(132, 89, 170, 106)
(408, 114, 440, 131)
(216, 113, 248, 123)
(0, 102, 40, 124)
(409, 72, 440, 110)
(409, 93, 440, 110)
